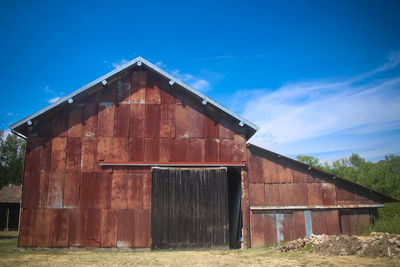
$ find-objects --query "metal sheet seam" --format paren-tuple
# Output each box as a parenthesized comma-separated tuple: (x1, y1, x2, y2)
(250, 204, 385, 210)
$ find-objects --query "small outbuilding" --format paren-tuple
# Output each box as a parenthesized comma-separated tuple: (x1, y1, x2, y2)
(10, 57, 395, 249)
(0, 185, 21, 231)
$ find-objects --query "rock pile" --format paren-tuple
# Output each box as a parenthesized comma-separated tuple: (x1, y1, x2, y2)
(273, 232, 400, 259)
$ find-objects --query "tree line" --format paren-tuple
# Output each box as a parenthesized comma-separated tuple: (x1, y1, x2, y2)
(296, 153, 400, 200)
(0, 130, 25, 188)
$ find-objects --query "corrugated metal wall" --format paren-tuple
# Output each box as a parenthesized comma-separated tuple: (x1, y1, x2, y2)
(19, 68, 246, 248)
(244, 145, 385, 248)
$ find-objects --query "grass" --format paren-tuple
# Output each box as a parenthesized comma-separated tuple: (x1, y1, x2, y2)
(0, 232, 399, 266)
(370, 202, 400, 234)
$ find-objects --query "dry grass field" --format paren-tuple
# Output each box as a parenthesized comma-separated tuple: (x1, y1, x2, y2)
(1, 232, 399, 267)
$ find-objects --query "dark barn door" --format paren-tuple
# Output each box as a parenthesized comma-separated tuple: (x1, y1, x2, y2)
(151, 168, 229, 249)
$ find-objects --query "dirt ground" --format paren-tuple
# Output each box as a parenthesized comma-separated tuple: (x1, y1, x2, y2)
(1, 232, 399, 267)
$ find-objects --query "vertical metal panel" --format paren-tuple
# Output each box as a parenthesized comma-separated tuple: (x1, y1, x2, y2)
(293, 183, 308, 205)
(188, 138, 205, 162)
(111, 172, 129, 210)
(159, 138, 173, 162)
(250, 212, 265, 248)
(40, 138, 52, 172)
(144, 138, 160, 162)
(262, 159, 277, 184)
(205, 138, 219, 162)
(322, 182, 337, 205)
(241, 169, 251, 248)
(142, 171, 151, 210)
(282, 212, 294, 241)
(203, 109, 219, 139)
(18, 209, 36, 246)
(114, 104, 130, 137)
(336, 186, 356, 202)
(80, 172, 97, 209)
(63, 172, 80, 208)
(81, 137, 97, 172)
(247, 149, 263, 183)
(146, 82, 162, 104)
(101, 82, 116, 102)
(97, 137, 113, 162)
(22, 172, 40, 208)
(175, 104, 189, 138)
(160, 104, 176, 138)
(219, 121, 234, 139)
(172, 138, 189, 161)
(275, 213, 284, 244)
(264, 184, 279, 206)
(263, 213, 277, 245)
(47, 172, 65, 208)
(52, 209, 70, 247)
(131, 71, 146, 104)
(307, 183, 323, 205)
(116, 73, 131, 103)
(50, 137, 67, 172)
(69, 209, 85, 246)
(112, 137, 129, 162)
(292, 169, 313, 183)
(219, 139, 233, 162)
(278, 184, 294, 206)
(25, 138, 43, 172)
(101, 209, 117, 247)
(117, 210, 134, 247)
(293, 210, 306, 239)
(304, 210, 313, 237)
(145, 104, 161, 137)
(97, 102, 115, 137)
(188, 106, 204, 138)
(96, 172, 111, 209)
(131, 172, 144, 210)
(277, 165, 293, 183)
(82, 102, 98, 137)
(133, 209, 151, 247)
(249, 183, 264, 206)
(311, 210, 328, 235)
(84, 209, 102, 247)
(52, 112, 68, 137)
(128, 137, 144, 161)
(39, 172, 49, 207)
(33, 209, 53, 247)
(340, 210, 351, 235)
(161, 79, 176, 104)
(325, 210, 341, 235)
(66, 137, 82, 171)
(68, 104, 83, 137)
(232, 134, 246, 162)
(129, 104, 145, 137)
(151, 168, 228, 249)
(37, 116, 53, 137)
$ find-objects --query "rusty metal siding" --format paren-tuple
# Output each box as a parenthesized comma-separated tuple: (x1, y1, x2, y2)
(19, 68, 247, 248)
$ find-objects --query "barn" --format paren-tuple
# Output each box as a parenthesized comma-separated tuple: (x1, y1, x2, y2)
(10, 57, 395, 249)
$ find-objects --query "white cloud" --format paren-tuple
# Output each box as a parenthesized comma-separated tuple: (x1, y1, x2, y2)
(44, 85, 54, 94)
(7, 113, 13, 116)
(155, 61, 167, 68)
(241, 51, 400, 161)
(48, 97, 61, 103)
(112, 59, 129, 69)
(170, 69, 211, 92)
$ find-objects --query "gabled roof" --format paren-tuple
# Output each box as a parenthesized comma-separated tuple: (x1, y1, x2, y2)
(10, 57, 259, 138)
(247, 143, 398, 203)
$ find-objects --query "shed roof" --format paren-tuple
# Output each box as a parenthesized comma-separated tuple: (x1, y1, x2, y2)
(0, 185, 21, 203)
(247, 143, 398, 203)
(10, 57, 259, 139)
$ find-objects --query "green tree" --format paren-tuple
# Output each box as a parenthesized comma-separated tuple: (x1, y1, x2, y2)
(296, 155, 322, 168)
(0, 130, 26, 187)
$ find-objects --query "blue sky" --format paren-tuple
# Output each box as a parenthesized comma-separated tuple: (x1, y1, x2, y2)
(1, 0, 399, 163)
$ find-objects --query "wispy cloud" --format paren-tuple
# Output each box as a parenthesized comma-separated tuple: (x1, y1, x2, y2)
(170, 69, 211, 92)
(155, 61, 167, 68)
(112, 59, 129, 68)
(48, 97, 61, 103)
(241, 51, 400, 161)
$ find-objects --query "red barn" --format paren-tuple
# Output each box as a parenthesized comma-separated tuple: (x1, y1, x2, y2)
(10, 57, 394, 249)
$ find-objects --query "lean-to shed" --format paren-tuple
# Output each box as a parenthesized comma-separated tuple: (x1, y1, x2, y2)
(10, 57, 395, 249)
